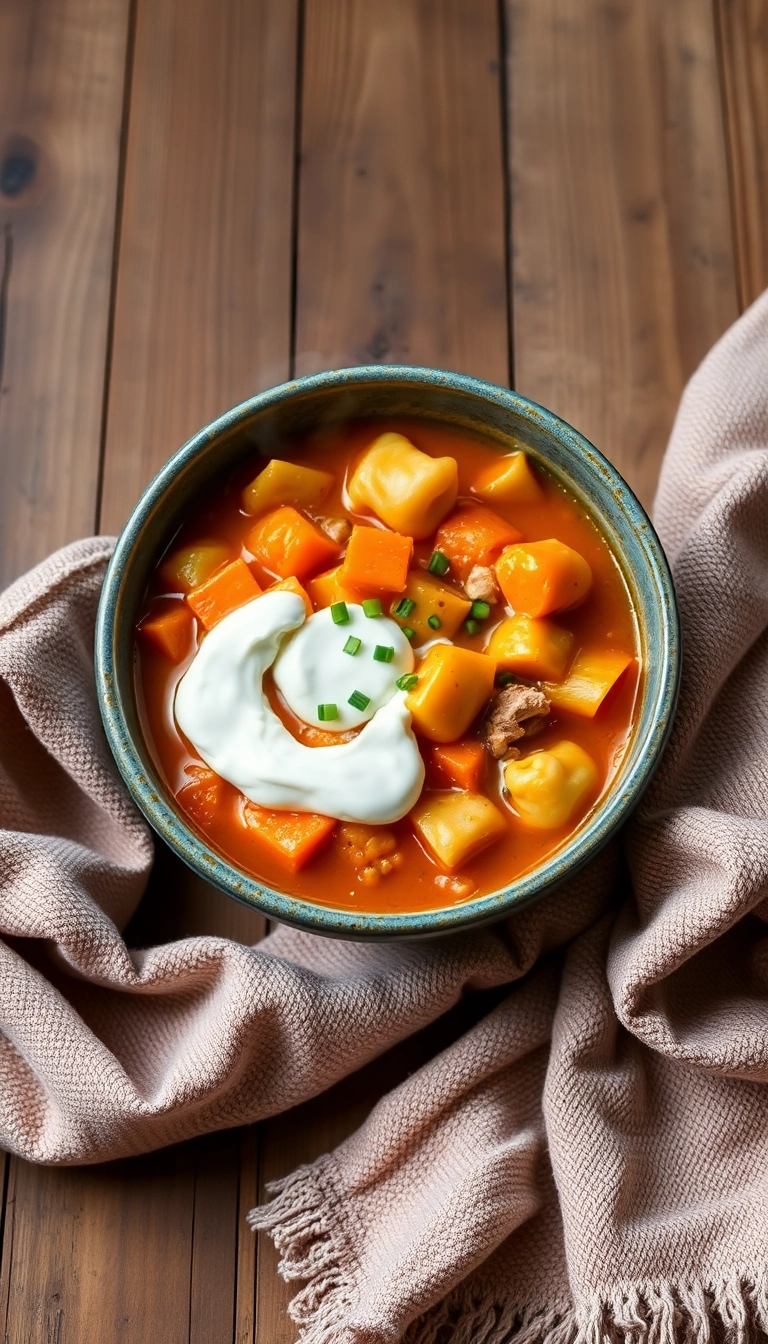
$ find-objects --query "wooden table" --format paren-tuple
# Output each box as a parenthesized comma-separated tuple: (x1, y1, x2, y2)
(0, 2, 764, 1339)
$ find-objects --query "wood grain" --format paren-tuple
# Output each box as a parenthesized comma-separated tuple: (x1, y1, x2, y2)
(294, 0, 509, 383)
(715, 0, 768, 307)
(99, 0, 298, 534)
(0, 0, 131, 588)
(507, 0, 739, 507)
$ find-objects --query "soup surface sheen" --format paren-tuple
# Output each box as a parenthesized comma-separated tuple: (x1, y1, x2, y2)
(136, 420, 640, 914)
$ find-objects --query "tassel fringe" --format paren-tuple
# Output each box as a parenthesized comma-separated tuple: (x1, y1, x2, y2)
(250, 1166, 768, 1344)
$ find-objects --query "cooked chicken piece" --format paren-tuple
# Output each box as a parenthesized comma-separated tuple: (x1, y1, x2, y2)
(465, 564, 500, 604)
(316, 515, 352, 546)
(483, 683, 551, 760)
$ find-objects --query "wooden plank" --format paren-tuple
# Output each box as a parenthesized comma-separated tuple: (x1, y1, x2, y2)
(507, 0, 739, 507)
(715, 0, 768, 308)
(0, 0, 131, 589)
(98, 0, 298, 534)
(256, 3, 508, 1338)
(293, 0, 509, 384)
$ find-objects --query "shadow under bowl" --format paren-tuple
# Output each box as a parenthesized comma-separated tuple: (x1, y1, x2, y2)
(95, 366, 680, 939)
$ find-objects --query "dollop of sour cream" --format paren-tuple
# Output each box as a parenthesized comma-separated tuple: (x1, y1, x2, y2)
(174, 591, 425, 825)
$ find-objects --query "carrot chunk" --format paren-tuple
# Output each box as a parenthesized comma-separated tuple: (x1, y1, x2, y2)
(339, 525, 413, 593)
(266, 575, 313, 618)
(430, 740, 487, 792)
(435, 505, 522, 582)
(305, 564, 361, 610)
(186, 558, 263, 630)
(247, 506, 341, 581)
(242, 804, 336, 872)
(495, 539, 592, 616)
(139, 603, 195, 661)
(178, 767, 225, 828)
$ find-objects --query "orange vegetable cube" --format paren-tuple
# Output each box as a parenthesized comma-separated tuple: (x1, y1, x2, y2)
(472, 451, 543, 506)
(347, 432, 458, 539)
(486, 614, 573, 681)
(178, 767, 225, 828)
(435, 505, 522, 582)
(411, 791, 506, 870)
(430, 740, 487, 792)
(247, 506, 341, 581)
(339, 525, 413, 594)
(406, 645, 496, 743)
(305, 564, 361, 610)
(159, 540, 233, 593)
(242, 459, 333, 516)
(139, 603, 195, 661)
(267, 575, 313, 618)
(495, 539, 592, 616)
(186, 558, 263, 630)
(544, 649, 634, 717)
(242, 803, 336, 872)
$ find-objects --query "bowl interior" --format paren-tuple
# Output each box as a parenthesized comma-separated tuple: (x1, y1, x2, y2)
(96, 367, 679, 938)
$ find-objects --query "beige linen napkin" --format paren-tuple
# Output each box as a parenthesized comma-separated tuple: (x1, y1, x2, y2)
(1, 292, 767, 1343)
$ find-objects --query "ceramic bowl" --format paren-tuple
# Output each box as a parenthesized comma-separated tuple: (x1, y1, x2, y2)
(95, 366, 680, 938)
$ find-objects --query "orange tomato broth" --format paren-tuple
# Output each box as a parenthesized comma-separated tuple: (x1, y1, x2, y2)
(135, 419, 640, 914)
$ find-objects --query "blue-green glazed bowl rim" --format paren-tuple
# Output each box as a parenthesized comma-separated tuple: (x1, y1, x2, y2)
(95, 365, 680, 939)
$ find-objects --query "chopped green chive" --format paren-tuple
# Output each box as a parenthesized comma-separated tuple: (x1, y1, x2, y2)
(395, 673, 418, 692)
(464, 618, 480, 635)
(470, 600, 491, 620)
(496, 672, 515, 687)
(317, 703, 339, 721)
(373, 644, 395, 663)
(348, 690, 370, 711)
(428, 550, 450, 577)
(330, 601, 350, 625)
(427, 614, 442, 630)
(401, 626, 416, 642)
(393, 596, 416, 619)
(363, 598, 383, 617)
(343, 635, 361, 656)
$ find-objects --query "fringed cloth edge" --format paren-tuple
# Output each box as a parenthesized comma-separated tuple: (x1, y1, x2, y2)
(249, 1167, 768, 1344)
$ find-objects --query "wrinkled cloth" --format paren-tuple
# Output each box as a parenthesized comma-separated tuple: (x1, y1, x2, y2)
(1, 294, 768, 1344)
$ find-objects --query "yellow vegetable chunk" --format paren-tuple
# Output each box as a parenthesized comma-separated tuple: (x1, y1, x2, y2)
(305, 564, 363, 609)
(406, 644, 496, 742)
(159, 540, 232, 593)
(389, 571, 471, 644)
(504, 741, 599, 829)
(242, 459, 333, 516)
(544, 648, 633, 717)
(347, 432, 458, 539)
(411, 790, 507, 870)
(487, 614, 573, 682)
(472, 450, 543, 506)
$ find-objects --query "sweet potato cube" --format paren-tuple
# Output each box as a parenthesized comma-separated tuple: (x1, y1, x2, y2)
(430, 740, 487, 792)
(411, 790, 506, 870)
(159, 540, 233, 593)
(139, 603, 195, 661)
(339, 525, 413, 593)
(388, 570, 471, 644)
(242, 804, 336, 872)
(242, 459, 333, 516)
(487, 614, 573, 682)
(186, 558, 263, 630)
(435, 505, 522, 582)
(472, 451, 543, 506)
(266, 575, 313, 618)
(305, 564, 362, 610)
(347, 432, 458, 539)
(504, 741, 599, 829)
(247, 506, 341, 581)
(177, 767, 225, 828)
(406, 645, 496, 743)
(543, 649, 634, 717)
(495, 539, 592, 617)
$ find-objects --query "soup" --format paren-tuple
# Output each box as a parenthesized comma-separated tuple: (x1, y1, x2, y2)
(135, 420, 640, 914)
